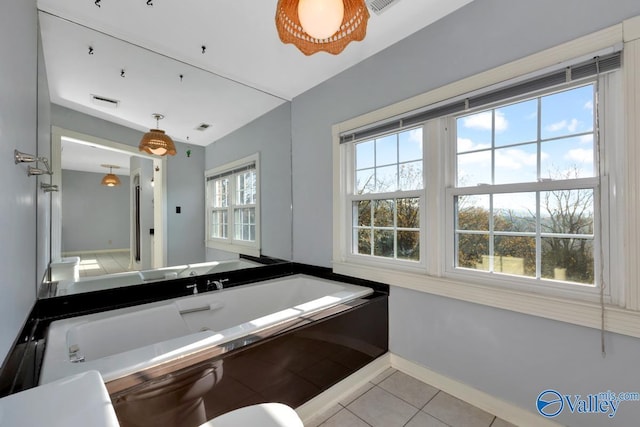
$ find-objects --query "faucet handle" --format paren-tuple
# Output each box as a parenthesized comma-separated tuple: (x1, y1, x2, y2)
(186, 283, 198, 294)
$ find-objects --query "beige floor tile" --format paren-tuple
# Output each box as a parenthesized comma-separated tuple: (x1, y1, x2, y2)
(305, 404, 343, 427)
(347, 386, 418, 427)
(490, 418, 517, 427)
(423, 392, 494, 427)
(319, 409, 370, 427)
(378, 371, 439, 408)
(405, 410, 449, 427)
(370, 367, 396, 385)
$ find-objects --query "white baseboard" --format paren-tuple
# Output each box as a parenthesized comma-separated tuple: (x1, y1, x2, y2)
(63, 248, 129, 256)
(390, 354, 562, 427)
(295, 353, 560, 427)
(295, 353, 391, 423)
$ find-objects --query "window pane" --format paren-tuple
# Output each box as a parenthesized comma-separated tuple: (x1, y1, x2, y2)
(234, 208, 255, 241)
(355, 228, 371, 255)
(213, 179, 228, 208)
(457, 112, 492, 153)
(354, 200, 371, 226)
(356, 169, 375, 194)
(541, 135, 594, 179)
(495, 99, 538, 147)
(541, 85, 594, 140)
(399, 161, 423, 191)
(398, 128, 422, 162)
(397, 231, 419, 261)
(236, 171, 256, 205)
(356, 140, 374, 169)
(374, 230, 394, 257)
(457, 150, 491, 186)
(397, 198, 419, 228)
(210, 210, 227, 239)
(494, 235, 536, 277)
(375, 165, 398, 192)
(373, 200, 394, 227)
(540, 189, 594, 235)
(457, 233, 489, 270)
(494, 143, 537, 184)
(493, 193, 536, 232)
(541, 237, 594, 284)
(457, 195, 490, 231)
(375, 134, 397, 166)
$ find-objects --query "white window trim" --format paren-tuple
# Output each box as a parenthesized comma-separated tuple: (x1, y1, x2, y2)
(205, 153, 261, 257)
(333, 16, 640, 339)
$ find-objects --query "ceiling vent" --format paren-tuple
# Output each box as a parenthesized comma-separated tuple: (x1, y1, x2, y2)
(366, 0, 401, 15)
(90, 94, 119, 109)
(195, 123, 211, 131)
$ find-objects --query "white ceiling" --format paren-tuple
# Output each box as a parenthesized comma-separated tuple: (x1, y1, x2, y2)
(38, 0, 474, 173)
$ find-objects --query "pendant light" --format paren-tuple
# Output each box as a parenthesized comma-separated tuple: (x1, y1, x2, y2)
(276, 0, 370, 56)
(139, 114, 177, 156)
(101, 164, 121, 187)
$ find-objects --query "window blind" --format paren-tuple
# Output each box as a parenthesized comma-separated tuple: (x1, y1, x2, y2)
(339, 51, 621, 144)
(206, 163, 256, 181)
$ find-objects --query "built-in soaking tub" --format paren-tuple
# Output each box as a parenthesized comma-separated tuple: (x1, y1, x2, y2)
(40, 274, 374, 385)
(54, 258, 260, 296)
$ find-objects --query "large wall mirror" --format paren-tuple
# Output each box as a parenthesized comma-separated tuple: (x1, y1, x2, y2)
(38, 7, 293, 298)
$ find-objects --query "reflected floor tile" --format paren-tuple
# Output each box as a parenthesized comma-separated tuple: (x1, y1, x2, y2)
(423, 392, 494, 427)
(347, 386, 418, 427)
(378, 371, 439, 409)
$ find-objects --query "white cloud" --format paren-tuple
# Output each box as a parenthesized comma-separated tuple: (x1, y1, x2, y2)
(579, 134, 593, 144)
(545, 118, 580, 133)
(408, 128, 422, 144)
(565, 148, 593, 164)
(457, 137, 490, 153)
(584, 100, 594, 111)
(463, 111, 508, 132)
(495, 148, 537, 170)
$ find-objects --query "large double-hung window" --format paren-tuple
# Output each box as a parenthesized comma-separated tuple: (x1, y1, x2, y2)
(337, 51, 622, 304)
(451, 83, 598, 286)
(205, 154, 260, 256)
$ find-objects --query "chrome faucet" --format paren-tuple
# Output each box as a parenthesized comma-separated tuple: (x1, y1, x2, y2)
(186, 283, 198, 294)
(69, 345, 85, 363)
(207, 278, 228, 291)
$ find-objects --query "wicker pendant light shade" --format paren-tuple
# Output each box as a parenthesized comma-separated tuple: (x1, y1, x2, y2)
(139, 114, 177, 156)
(101, 165, 121, 187)
(276, 0, 370, 56)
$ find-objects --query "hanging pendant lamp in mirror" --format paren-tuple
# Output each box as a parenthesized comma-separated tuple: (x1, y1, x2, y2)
(101, 164, 121, 187)
(276, 0, 369, 56)
(139, 113, 177, 156)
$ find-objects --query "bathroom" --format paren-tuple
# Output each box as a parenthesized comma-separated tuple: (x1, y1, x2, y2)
(3, 1, 640, 426)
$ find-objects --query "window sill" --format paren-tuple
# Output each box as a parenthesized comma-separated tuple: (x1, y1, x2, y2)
(332, 261, 640, 339)
(206, 240, 260, 258)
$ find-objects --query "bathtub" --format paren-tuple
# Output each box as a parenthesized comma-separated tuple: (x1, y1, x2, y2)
(40, 274, 374, 385)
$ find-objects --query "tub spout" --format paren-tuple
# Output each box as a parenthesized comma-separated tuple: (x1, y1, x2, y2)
(207, 278, 228, 291)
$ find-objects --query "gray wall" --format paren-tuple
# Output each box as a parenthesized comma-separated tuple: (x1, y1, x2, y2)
(205, 102, 292, 261)
(51, 105, 206, 266)
(61, 170, 130, 253)
(286, 1, 640, 425)
(0, 0, 38, 361)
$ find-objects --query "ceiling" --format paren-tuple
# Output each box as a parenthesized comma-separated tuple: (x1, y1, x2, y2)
(38, 0, 474, 173)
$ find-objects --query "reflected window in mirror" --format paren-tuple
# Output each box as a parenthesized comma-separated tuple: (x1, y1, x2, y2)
(206, 153, 260, 257)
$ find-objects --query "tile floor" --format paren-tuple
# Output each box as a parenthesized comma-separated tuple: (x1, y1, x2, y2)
(306, 369, 516, 427)
(70, 251, 132, 277)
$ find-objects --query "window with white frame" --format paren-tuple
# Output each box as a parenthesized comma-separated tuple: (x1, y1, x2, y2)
(338, 52, 622, 302)
(450, 83, 598, 286)
(350, 128, 423, 262)
(205, 154, 260, 256)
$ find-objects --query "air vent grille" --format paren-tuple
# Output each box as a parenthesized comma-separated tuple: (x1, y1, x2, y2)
(196, 123, 211, 131)
(90, 94, 119, 109)
(366, 0, 401, 14)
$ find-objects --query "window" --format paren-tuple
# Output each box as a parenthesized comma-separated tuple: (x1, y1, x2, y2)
(450, 84, 598, 287)
(205, 154, 260, 256)
(350, 128, 423, 263)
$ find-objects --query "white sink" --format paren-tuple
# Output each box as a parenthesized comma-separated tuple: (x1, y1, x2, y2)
(0, 370, 119, 427)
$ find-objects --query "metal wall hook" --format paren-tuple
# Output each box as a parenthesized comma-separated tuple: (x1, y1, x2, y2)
(14, 149, 37, 164)
(15, 149, 53, 176)
(41, 183, 59, 192)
